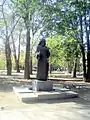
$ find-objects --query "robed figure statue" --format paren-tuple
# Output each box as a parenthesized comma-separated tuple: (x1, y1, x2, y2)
(36, 38, 50, 81)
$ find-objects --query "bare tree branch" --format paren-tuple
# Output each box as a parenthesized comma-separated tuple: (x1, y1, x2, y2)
(1, 0, 8, 38)
(2, 0, 7, 6)
(0, 35, 5, 40)
(8, 17, 21, 39)
(0, 0, 21, 40)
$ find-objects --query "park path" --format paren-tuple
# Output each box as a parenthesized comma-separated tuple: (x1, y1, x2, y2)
(0, 71, 83, 81)
(0, 71, 89, 120)
(0, 97, 90, 120)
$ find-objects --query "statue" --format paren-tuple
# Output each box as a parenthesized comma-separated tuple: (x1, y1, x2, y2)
(36, 38, 50, 81)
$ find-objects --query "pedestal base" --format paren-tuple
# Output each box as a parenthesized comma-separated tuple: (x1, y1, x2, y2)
(13, 86, 78, 103)
(32, 80, 53, 91)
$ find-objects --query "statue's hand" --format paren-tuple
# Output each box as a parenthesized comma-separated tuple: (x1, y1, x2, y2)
(37, 51, 42, 60)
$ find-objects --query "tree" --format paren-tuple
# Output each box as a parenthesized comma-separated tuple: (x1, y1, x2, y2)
(39, 0, 90, 81)
(11, 26, 22, 72)
(63, 36, 81, 77)
(0, 0, 20, 75)
(30, 11, 42, 74)
(83, 1, 90, 81)
(47, 34, 81, 77)
(71, 0, 90, 81)
(12, 0, 40, 79)
(47, 37, 61, 73)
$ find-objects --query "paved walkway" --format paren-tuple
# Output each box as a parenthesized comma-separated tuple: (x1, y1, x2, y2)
(30, 74, 83, 81)
(0, 98, 90, 120)
(0, 72, 88, 120)
(0, 73, 83, 81)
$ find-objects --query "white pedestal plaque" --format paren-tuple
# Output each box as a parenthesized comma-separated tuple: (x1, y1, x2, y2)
(32, 80, 53, 91)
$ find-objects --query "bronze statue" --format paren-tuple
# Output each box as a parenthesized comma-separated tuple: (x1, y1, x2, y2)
(36, 38, 50, 81)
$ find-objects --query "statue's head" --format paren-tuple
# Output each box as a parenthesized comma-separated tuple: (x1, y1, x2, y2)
(38, 38, 46, 47)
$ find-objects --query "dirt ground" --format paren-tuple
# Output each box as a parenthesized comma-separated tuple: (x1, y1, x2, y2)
(0, 78, 34, 110)
(0, 73, 90, 111)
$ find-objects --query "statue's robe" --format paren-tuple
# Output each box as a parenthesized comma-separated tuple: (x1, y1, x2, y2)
(36, 45, 50, 81)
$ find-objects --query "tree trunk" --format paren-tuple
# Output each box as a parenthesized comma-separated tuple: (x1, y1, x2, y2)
(16, 60, 20, 72)
(67, 62, 72, 73)
(86, 11, 90, 81)
(12, 35, 20, 73)
(72, 59, 77, 78)
(79, 15, 86, 79)
(81, 46, 86, 79)
(5, 39, 12, 75)
(84, 11, 90, 82)
(30, 56, 32, 74)
(24, 26, 30, 79)
(86, 52, 90, 82)
(17, 29, 21, 73)
(49, 64, 52, 74)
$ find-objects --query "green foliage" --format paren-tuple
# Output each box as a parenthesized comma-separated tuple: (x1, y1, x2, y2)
(0, 54, 6, 70)
(47, 35, 62, 66)
(0, 0, 86, 74)
(12, 50, 25, 70)
(19, 50, 25, 69)
(12, 0, 40, 18)
(40, 0, 90, 39)
(62, 36, 81, 60)
(47, 34, 81, 69)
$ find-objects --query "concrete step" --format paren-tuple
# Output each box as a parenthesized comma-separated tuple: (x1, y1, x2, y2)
(13, 86, 78, 103)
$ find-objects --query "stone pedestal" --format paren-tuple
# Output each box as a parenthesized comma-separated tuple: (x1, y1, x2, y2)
(13, 86, 78, 103)
(13, 80, 78, 103)
(32, 80, 53, 91)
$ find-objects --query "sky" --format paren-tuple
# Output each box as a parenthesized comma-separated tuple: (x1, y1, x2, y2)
(0, 40, 3, 45)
